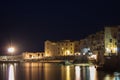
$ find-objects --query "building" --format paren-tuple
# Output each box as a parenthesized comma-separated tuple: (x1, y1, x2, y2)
(83, 31, 104, 55)
(22, 52, 44, 60)
(44, 40, 80, 57)
(26, 26, 120, 59)
(44, 40, 58, 57)
(104, 27, 118, 56)
(85, 26, 120, 56)
(117, 26, 120, 55)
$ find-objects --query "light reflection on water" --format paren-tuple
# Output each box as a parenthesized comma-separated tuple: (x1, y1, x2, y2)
(8, 64, 15, 80)
(89, 66, 96, 80)
(0, 62, 120, 80)
(66, 66, 70, 80)
(75, 66, 81, 80)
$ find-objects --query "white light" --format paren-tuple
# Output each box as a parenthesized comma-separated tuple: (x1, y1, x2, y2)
(90, 54, 97, 60)
(9, 64, 15, 80)
(106, 48, 111, 53)
(8, 47, 15, 53)
(114, 48, 117, 52)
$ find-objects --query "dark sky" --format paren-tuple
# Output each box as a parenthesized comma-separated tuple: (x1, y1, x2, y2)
(0, 0, 120, 55)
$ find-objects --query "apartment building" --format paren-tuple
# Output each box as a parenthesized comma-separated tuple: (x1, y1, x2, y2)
(44, 40, 80, 57)
(44, 26, 120, 57)
(104, 27, 118, 56)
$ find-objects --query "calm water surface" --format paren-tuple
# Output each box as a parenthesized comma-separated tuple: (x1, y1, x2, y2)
(0, 62, 120, 80)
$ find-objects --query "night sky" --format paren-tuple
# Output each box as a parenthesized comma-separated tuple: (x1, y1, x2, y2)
(0, 0, 120, 55)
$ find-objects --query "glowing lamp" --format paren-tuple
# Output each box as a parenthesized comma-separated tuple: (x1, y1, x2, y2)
(8, 47, 15, 53)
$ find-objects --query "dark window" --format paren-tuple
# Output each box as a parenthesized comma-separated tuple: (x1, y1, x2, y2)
(110, 39, 112, 43)
(113, 33, 117, 38)
(118, 40, 120, 43)
(119, 28, 120, 32)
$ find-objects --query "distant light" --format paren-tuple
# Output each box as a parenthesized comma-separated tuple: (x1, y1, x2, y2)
(89, 54, 97, 60)
(8, 47, 15, 53)
(75, 52, 81, 55)
(83, 53, 86, 55)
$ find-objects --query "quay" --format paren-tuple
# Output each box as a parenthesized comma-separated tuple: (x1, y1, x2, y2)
(0, 60, 20, 63)
(95, 55, 120, 72)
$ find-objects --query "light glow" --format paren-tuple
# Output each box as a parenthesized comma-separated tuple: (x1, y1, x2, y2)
(90, 54, 97, 60)
(8, 47, 15, 53)
(65, 50, 70, 55)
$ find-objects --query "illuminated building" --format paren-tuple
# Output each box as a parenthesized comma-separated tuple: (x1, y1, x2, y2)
(44, 40, 80, 57)
(22, 52, 44, 59)
(85, 26, 120, 56)
(89, 31, 104, 54)
(104, 27, 118, 56)
(23, 26, 120, 59)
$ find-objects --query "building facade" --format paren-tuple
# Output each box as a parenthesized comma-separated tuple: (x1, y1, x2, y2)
(104, 27, 118, 56)
(44, 26, 120, 57)
(22, 52, 44, 59)
(44, 40, 80, 57)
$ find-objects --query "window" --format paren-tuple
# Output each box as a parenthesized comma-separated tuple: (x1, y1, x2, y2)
(110, 39, 112, 43)
(119, 28, 120, 32)
(118, 40, 120, 43)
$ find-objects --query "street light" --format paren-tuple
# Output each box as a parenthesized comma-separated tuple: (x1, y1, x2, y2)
(8, 47, 15, 53)
(8, 47, 15, 57)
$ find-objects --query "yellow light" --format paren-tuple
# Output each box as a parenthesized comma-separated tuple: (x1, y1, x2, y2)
(66, 50, 70, 55)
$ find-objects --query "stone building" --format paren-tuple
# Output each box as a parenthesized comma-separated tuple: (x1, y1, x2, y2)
(24, 26, 120, 59)
(104, 27, 118, 56)
(22, 52, 44, 59)
(44, 40, 80, 57)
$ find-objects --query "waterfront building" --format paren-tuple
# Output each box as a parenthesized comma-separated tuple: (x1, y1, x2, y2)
(22, 52, 44, 59)
(117, 26, 120, 55)
(84, 31, 104, 55)
(23, 26, 120, 60)
(44, 40, 58, 57)
(104, 27, 118, 56)
(82, 26, 120, 57)
(44, 40, 80, 57)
